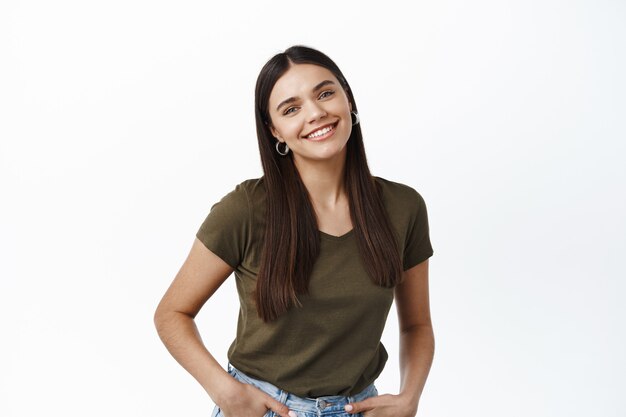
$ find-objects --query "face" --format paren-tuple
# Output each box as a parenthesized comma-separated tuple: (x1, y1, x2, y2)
(267, 64, 353, 165)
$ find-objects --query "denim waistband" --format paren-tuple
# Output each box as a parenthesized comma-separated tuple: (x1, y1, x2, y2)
(227, 362, 378, 414)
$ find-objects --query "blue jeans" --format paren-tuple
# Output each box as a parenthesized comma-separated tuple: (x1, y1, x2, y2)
(210, 362, 379, 417)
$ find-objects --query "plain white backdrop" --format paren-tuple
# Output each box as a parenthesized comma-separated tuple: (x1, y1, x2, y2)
(1, 1, 624, 416)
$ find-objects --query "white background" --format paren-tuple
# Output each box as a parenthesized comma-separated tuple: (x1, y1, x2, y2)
(1, 1, 624, 416)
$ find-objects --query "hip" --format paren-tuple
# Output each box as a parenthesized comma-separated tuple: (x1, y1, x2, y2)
(210, 362, 379, 417)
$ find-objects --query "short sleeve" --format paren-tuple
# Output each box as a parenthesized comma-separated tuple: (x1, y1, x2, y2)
(403, 190, 434, 271)
(195, 183, 250, 269)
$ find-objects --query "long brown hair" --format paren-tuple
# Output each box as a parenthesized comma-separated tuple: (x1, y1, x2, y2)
(253, 45, 402, 322)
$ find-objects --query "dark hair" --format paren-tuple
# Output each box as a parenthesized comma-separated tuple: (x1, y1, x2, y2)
(253, 45, 402, 322)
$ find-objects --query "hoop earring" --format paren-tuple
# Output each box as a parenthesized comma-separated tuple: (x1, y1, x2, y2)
(275, 140, 290, 156)
(351, 111, 360, 125)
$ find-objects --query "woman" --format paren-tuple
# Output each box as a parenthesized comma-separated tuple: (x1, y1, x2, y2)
(154, 45, 434, 417)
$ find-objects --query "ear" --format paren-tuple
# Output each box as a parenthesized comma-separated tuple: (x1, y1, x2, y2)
(343, 87, 353, 112)
(269, 125, 283, 142)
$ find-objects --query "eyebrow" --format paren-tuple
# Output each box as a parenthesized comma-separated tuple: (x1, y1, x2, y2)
(275, 80, 336, 112)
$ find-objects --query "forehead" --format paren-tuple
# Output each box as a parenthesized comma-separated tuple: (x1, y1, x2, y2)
(269, 64, 339, 105)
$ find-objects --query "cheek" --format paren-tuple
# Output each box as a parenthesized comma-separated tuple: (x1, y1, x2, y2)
(279, 120, 304, 139)
(329, 98, 352, 116)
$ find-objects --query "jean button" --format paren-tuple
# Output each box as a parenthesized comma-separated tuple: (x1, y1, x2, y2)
(319, 400, 327, 410)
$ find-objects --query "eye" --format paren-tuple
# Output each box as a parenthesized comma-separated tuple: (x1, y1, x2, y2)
(283, 106, 299, 115)
(319, 90, 335, 99)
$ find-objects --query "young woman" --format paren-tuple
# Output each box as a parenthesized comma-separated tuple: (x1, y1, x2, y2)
(154, 45, 435, 417)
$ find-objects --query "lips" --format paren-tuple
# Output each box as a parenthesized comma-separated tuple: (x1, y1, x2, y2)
(302, 121, 339, 139)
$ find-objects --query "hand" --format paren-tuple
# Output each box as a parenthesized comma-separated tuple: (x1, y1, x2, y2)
(344, 393, 418, 417)
(218, 379, 296, 417)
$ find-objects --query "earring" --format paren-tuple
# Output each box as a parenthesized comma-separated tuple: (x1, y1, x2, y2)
(351, 111, 360, 125)
(276, 140, 290, 156)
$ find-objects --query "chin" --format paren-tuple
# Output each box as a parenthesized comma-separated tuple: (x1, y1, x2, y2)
(307, 146, 349, 162)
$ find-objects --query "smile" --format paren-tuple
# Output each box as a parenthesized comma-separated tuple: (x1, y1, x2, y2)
(303, 122, 338, 141)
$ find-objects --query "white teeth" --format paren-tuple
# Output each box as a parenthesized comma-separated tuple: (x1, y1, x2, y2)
(307, 125, 333, 138)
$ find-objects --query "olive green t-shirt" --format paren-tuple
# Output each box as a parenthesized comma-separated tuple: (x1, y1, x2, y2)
(196, 176, 433, 397)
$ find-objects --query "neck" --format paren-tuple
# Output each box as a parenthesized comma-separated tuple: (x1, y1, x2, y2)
(293, 150, 348, 208)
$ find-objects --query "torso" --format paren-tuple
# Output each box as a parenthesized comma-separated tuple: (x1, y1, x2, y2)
(196, 175, 433, 397)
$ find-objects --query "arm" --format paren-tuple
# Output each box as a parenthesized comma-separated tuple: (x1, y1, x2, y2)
(395, 258, 434, 414)
(153, 238, 238, 405)
(345, 258, 433, 417)
(154, 238, 294, 417)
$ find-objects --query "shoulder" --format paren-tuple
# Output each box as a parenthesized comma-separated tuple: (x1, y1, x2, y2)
(197, 177, 265, 235)
(196, 178, 265, 268)
(373, 176, 427, 211)
(373, 176, 434, 268)
(214, 177, 264, 202)
(232, 177, 266, 208)
(201, 177, 264, 220)
(237, 177, 265, 193)
(374, 176, 421, 195)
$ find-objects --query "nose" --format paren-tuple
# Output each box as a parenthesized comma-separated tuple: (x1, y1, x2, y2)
(305, 100, 327, 123)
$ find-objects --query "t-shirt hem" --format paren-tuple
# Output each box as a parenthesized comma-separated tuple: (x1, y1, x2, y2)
(403, 250, 434, 271)
(195, 231, 239, 269)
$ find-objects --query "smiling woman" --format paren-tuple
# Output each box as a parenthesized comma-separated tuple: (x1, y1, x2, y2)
(268, 64, 353, 164)
(154, 45, 435, 417)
